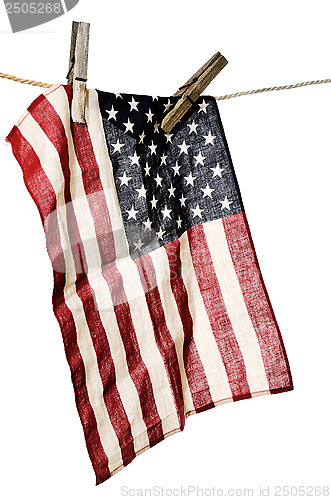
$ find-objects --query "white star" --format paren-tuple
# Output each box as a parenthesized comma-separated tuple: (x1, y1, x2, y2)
(106, 106, 118, 120)
(143, 218, 152, 231)
(154, 121, 160, 133)
(156, 228, 165, 240)
(115, 93, 123, 99)
(123, 118, 134, 133)
(148, 141, 157, 155)
(212, 163, 225, 178)
(146, 108, 154, 122)
(139, 130, 146, 144)
(151, 195, 158, 209)
(168, 184, 175, 197)
(127, 205, 138, 220)
(111, 139, 124, 153)
(118, 172, 132, 186)
(194, 151, 206, 166)
(128, 152, 140, 166)
(172, 161, 181, 176)
(198, 99, 208, 113)
(191, 204, 203, 218)
(177, 216, 182, 228)
(155, 173, 163, 187)
(129, 96, 139, 111)
(160, 153, 167, 165)
(163, 99, 172, 112)
(179, 194, 187, 206)
(178, 139, 190, 155)
(184, 172, 196, 186)
(133, 238, 143, 251)
(162, 206, 172, 220)
(201, 184, 214, 198)
(188, 120, 198, 134)
(165, 133, 173, 143)
(204, 131, 216, 145)
(220, 196, 233, 210)
(136, 185, 147, 198)
(144, 162, 151, 176)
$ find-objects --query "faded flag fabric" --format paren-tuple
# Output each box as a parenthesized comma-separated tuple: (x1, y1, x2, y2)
(6, 84, 293, 485)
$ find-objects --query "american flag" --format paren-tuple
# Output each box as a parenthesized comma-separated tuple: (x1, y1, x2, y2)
(6, 84, 293, 485)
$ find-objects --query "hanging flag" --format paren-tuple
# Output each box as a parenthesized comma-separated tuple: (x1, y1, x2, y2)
(6, 84, 293, 485)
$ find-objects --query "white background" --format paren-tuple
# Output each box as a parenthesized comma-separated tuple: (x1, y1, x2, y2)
(0, 1, 330, 499)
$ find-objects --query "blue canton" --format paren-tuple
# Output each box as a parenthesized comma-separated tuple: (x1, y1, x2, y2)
(96, 90, 244, 260)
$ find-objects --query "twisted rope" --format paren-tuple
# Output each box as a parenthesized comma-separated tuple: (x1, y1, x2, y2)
(215, 78, 331, 100)
(0, 72, 52, 88)
(0, 72, 330, 98)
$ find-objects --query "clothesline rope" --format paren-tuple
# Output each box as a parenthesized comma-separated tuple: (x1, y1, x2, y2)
(215, 78, 331, 100)
(1, 71, 331, 98)
(0, 72, 52, 88)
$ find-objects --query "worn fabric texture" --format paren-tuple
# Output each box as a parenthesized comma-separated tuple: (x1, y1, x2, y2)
(6, 84, 293, 485)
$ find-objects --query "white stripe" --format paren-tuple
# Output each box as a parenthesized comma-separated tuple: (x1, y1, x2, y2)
(149, 246, 194, 414)
(179, 231, 233, 404)
(45, 86, 150, 458)
(18, 110, 123, 470)
(204, 219, 270, 394)
(86, 89, 181, 435)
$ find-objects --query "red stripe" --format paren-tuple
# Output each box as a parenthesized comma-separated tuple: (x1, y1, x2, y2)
(54, 271, 111, 485)
(71, 122, 164, 448)
(187, 224, 252, 401)
(6, 127, 111, 485)
(102, 264, 165, 448)
(222, 212, 293, 393)
(28, 94, 87, 274)
(135, 253, 186, 429)
(62, 84, 72, 103)
(6, 125, 54, 225)
(74, 274, 136, 466)
(165, 240, 215, 412)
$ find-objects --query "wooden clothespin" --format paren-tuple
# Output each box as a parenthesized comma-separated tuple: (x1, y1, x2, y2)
(67, 21, 90, 124)
(161, 52, 228, 134)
